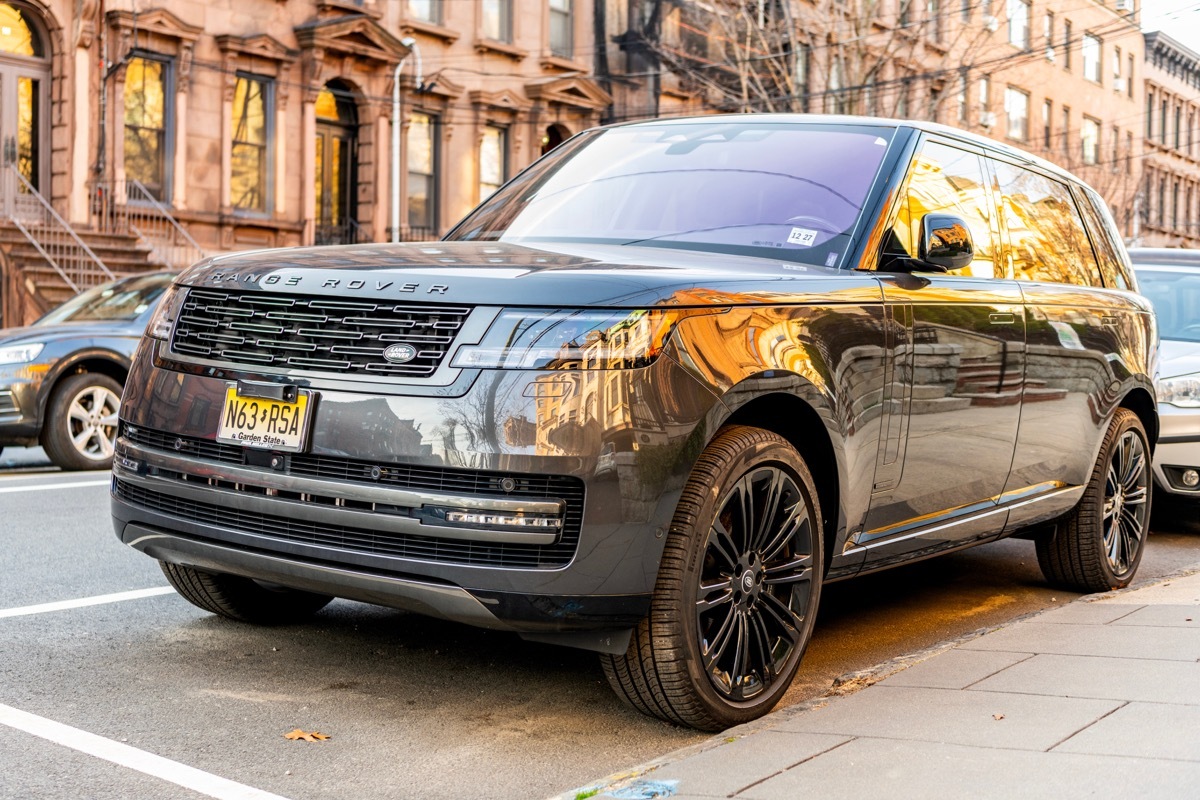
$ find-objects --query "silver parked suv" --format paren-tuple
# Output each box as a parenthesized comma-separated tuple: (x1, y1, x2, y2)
(113, 116, 1157, 730)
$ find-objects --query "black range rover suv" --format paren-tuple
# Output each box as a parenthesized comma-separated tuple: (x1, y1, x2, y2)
(112, 116, 1157, 731)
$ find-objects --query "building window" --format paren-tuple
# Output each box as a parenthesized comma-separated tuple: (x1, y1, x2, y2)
(1189, 111, 1195, 157)
(1112, 126, 1119, 173)
(1044, 11, 1054, 56)
(1161, 98, 1169, 143)
(1063, 20, 1072, 70)
(1175, 105, 1183, 150)
(1146, 90, 1154, 138)
(1043, 99, 1052, 148)
(1158, 176, 1166, 227)
(407, 112, 437, 234)
(1174, 180, 1181, 231)
(1008, 0, 1030, 49)
(1113, 47, 1121, 88)
(1082, 34, 1101, 84)
(479, 125, 507, 202)
(1126, 130, 1133, 174)
(957, 71, 968, 125)
(1081, 116, 1099, 165)
(482, 0, 512, 42)
(123, 56, 172, 201)
(899, 0, 912, 27)
(230, 75, 272, 213)
(549, 0, 572, 57)
(407, 0, 441, 23)
(928, 0, 943, 43)
(1061, 105, 1070, 158)
(979, 74, 990, 111)
(1127, 54, 1134, 97)
(961, 0, 971, 22)
(795, 44, 810, 112)
(1005, 87, 1029, 141)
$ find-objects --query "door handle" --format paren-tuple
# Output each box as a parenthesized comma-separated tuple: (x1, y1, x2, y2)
(989, 312, 1016, 325)
(1101, 315, 1119, 327)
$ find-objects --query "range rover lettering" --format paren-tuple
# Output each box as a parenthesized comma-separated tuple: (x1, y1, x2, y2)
(112, 117, 1157, 731)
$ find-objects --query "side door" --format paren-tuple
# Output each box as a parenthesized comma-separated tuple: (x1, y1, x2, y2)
(992, 159, 1144, 529)
(856, 137, 1025, 566)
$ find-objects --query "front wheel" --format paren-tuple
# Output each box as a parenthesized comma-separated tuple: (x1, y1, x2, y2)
(41, 372, 122, 471)
(1037, 408, 1151, 593)
(602, 425, 823, 731)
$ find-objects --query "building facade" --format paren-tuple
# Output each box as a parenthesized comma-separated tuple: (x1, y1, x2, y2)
(1141, 31, 1200, 247)
(0, 0, 609, 258)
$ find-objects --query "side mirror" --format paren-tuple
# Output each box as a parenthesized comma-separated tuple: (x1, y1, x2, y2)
(919, 214, 974, 271)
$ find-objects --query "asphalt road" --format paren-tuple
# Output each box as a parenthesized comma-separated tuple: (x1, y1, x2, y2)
(1, 446, 1197, 800)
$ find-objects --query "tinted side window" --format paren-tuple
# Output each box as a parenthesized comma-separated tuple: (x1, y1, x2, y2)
(1078, 187, 1135, 290)
(992, 160, 1103, 287)
(893, 141, 997, 278)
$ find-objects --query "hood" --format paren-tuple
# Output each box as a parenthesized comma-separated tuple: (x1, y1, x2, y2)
(178, 241, 881, 307)
(0, 319, 145, 345)
(1159, 339, 1200, 380)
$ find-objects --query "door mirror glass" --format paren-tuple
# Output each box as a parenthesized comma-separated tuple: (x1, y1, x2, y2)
(919, 214, 974, 271)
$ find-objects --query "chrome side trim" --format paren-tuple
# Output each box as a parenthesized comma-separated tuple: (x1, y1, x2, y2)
(113, 457, 561, 546)
(121, 523, 514, 630)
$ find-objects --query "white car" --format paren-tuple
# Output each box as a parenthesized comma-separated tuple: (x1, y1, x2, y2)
(1128, 248, 1200, 502)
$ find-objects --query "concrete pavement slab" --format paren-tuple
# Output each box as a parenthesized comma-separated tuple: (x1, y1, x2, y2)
(878, 649, 1033, 690)
(770, 685, 1120, 750)
(1053, 702, 1200, 761)
(958, 620, 1200, 661)
(1107, 604, 1200, 628)
(737, 738, 1200, 800)
(1091, 572, 1200, 604)
(1029, 602, 1142, 625)
(637, 732, 851, 798)
(971, 653, 1200, 705)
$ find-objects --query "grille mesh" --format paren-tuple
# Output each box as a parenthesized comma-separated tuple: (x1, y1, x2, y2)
(170, 288, 471, 376)
(118, 425, 584, 568)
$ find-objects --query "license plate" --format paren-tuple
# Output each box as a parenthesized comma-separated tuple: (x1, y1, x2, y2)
(216, 386, 312, 452)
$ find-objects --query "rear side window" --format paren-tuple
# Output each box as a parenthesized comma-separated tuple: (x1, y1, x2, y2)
(1078, 187, 1135, 290)
(891, 140, 998, 278)
(992, 160, 1103, 287)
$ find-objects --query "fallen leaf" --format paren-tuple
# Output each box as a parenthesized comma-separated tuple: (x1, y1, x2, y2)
(284, 728, 330, 742)
(993, 714, 1005, 721)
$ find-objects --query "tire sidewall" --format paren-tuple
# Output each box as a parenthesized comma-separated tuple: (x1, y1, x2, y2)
(1088, 410, 1151, 587)
(666, 431, 824, 726)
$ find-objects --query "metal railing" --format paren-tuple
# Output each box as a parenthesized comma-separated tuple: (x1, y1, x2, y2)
(315, 217, 374, 246)
(6, 165, 113, 293)
(92, 179, 207, 270)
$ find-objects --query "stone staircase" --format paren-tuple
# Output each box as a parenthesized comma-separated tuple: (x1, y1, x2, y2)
(0, 220, 168, 325)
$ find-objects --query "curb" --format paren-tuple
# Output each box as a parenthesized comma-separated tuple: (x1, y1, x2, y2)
(548, 562, 1200, 800)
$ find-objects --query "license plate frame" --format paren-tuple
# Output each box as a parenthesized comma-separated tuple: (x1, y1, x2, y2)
(215, 384, 314, 452)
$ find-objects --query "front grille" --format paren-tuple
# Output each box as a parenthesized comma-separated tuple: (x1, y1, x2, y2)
(118, 425, 584, 568)
(170, 288, 471, 377)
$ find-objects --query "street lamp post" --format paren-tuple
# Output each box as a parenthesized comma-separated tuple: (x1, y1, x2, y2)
(392, 38, 422, 244)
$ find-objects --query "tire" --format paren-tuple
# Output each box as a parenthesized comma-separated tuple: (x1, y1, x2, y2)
(160, 562, 333, 625)
(1036, 408, 1151, 593)
(601, 425, 823, 731)
(41, 372, 123, 471)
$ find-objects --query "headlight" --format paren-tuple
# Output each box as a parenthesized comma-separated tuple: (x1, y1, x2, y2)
(1157, 372, 1200, 408)
(144, 285, 186, 341)
(451, 308, 705, 370)
(0, 343, 44, 365)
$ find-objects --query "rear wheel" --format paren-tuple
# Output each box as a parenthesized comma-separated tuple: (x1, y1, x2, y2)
(160, 562, 333, 625)
(1037, 408, 1151, 592)
(41, 372, 122, 471)
(601, 425, 823, 731)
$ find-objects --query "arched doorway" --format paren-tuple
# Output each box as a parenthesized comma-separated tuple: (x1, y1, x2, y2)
(541, 123, 571, 156)
(314, 81, 359, 245)
(0, 2, 50, 218)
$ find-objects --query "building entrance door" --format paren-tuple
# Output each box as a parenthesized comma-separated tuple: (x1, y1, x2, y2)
(0, 3, 50, 219)
(314, 84, 359, 245)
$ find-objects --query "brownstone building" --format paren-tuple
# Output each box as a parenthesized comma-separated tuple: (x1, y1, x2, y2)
(1141, 31, 1200, 247)
(0, 0, 610, 325)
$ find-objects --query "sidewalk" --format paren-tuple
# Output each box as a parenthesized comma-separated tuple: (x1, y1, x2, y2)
(560, 567, 1200, 800)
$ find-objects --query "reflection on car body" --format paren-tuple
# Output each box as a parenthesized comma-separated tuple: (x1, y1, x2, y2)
(111, 116, 1157, 731)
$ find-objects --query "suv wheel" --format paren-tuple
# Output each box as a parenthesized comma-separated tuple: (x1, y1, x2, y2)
(601, 425, 823, 731)
(42, 373, 122, 471)
(1037, 408, 1151, 592)
(160, 562, 333, 624)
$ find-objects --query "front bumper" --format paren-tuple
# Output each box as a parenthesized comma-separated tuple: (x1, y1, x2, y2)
(0, 369, 44, 445)
(1152, 402, 1200, 499)
(111, 339, 722, 642)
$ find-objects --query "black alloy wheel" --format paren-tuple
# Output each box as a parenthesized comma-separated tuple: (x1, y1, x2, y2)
(602, 425, 823, 731)
(1037, 408, 1151, 592)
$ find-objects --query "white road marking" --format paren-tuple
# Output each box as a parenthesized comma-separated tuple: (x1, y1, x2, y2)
(0, 703, 293, 800)
(0, 587, 175, 619)
(0, 479, 110, 493)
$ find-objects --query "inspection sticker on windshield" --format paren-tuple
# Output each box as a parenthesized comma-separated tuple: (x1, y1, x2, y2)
(787, 227, 818, 246)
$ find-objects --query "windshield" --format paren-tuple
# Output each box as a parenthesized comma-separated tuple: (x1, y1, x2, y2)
(36, 273, 173, 326)
(1136, 268, 1200, 343)
(446, 121, 895, 267)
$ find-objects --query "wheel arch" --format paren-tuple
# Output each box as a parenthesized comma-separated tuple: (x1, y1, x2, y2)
(39, 351, 131, 417)
(708, 377, 845, 574)
(1119, 386, 1158, 452)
